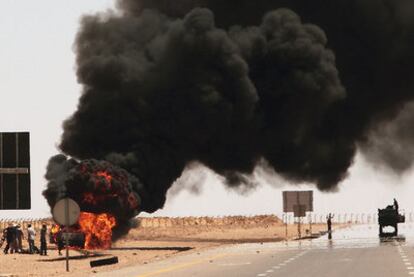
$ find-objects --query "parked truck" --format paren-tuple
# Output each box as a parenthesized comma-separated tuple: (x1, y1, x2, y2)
(378, 199, 405, 237)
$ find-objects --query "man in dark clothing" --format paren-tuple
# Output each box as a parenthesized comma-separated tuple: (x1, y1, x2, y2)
(3, 224, 16, 254)
(56, 230, 64, 256)
(0, 229, 6, 249)
(16, 225, 24, 253)
(40, 224, 47, 256)
(327, 213, 334, 240)
(394, 198, 399, 212)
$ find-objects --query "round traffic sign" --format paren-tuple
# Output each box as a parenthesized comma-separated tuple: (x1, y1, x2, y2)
(52, 198, 80, 226)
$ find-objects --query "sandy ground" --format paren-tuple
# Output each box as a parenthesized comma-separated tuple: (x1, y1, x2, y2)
(0, 218, 340, 277)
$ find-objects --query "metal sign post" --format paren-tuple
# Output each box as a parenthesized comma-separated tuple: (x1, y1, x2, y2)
(284, 213, 288, 241)
(52, 198, 80, 273)
(65, 198, 70, 272)
(293, 205, 305, 238)
(309, 212, 312, 235)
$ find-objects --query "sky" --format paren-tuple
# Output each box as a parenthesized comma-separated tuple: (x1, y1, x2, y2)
(1, 0, 414, 220)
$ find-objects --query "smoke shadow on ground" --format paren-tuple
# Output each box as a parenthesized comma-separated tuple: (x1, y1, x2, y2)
(37, 253, 109, 262)
(110, 246, 193, 252)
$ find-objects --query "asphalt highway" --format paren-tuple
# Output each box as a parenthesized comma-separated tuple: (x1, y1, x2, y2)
(96, 224, 414, 277)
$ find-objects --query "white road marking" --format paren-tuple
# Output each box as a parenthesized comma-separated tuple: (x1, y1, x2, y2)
(257, 274, 267, 277)
(396, 246, 414, 275)
(266, 269, 274, 273)
(218, 262, 252, 267)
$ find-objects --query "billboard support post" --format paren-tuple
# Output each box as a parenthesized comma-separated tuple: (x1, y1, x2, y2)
(309, 212, 312, 235)
(282, 191, 314, 239)
(284, 213, 288, 241)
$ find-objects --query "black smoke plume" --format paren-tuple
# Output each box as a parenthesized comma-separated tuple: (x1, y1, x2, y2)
(44, 0, 414, 221)
(362, 101, 414, 173)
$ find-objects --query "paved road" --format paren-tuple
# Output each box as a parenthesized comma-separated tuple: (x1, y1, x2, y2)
(96, 224, 414, 277)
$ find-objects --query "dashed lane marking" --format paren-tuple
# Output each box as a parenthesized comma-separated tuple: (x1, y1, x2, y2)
(395, 243, 414, 276)
(256, 250, 309, 277)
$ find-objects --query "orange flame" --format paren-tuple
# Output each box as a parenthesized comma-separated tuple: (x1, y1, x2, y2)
(83, 192, 97, 205)
(51, 224, 61, 234)
(78, 212, 116, 249)
(95, 171, 113, 189)
(50, 224, 61, 243)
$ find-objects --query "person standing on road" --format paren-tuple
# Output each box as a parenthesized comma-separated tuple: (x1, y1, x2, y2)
(27, 224, 36, 254)
(56, 230, 64, 256)
(40, 224, 47, 256)
(394, 198, 399, 212)
(326, 213, 334, 239)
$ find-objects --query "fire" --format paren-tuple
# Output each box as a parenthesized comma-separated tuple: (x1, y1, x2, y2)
(50, 224, 61, 243)
(78, 212, 116, 249)
(83, 192, 96, 205)
(50, 161, 141, 250)
(81, 171, 118, 205)
(80, 169, 137, 210)
(51, 224, 61, 234)
(96, 171, 112, 181)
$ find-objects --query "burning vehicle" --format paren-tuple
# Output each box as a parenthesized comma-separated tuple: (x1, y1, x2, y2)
(50, 224, 85, 249)
(50, 212, 117, 249)
(45, 159, 140, 250)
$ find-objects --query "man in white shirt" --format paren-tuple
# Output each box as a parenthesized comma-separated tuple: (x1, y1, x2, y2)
(27, 224, 36, 254)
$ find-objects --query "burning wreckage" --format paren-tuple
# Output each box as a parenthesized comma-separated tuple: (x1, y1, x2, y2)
(45, 159, 140, 250)
(43, 0, 414, 249)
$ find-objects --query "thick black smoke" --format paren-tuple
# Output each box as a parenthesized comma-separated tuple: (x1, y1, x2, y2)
(362, 101, 414, 173)
(44, 0, 414, 216)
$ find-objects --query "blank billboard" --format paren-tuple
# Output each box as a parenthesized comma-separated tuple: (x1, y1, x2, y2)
(0, 132, 31, 209)
(282, 190, 313, 213)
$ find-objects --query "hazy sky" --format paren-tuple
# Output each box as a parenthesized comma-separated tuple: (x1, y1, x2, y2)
(1, 0, 414, 220)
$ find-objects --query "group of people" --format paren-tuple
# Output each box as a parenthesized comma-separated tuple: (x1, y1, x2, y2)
(0, 223, 48, 255)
